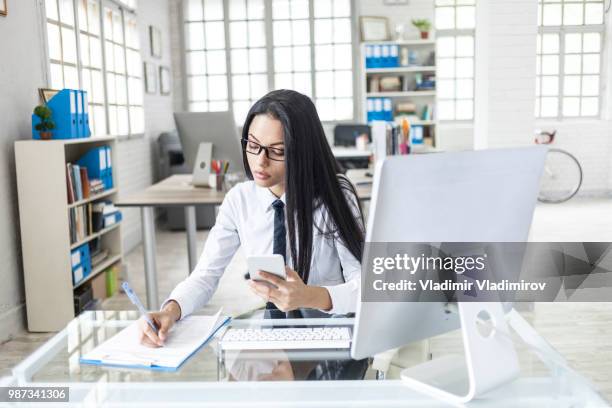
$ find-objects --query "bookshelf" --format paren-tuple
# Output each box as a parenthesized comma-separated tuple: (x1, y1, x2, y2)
(15, 136, 122, 332)
(361, 39, 438, 146)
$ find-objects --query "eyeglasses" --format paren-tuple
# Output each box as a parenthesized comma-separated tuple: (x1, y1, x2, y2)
(241, 138, 285, 162)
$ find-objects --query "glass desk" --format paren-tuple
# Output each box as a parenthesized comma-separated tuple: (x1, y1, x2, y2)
(4, 311, 608, 407)
(9, 311, 364, 384)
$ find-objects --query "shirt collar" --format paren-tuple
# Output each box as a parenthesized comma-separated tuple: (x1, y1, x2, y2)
(256, 184, 286, 212)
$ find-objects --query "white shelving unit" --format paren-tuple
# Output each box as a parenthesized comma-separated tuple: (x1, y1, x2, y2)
(15, 136, 122, 332)
(361, 39, 438, 145)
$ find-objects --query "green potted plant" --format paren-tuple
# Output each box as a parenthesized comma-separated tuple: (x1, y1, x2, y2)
(33, 105, 56, 140)
(411, 19, 432, 39)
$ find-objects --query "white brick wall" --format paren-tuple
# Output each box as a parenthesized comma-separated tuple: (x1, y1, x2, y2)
(474, 0, 538, 149)
(0, 0, 47, 340)
(118, 0, 176, 254)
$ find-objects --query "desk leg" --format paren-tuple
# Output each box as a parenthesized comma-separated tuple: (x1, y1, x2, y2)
(184, 206, 197, 274)
(141, 207, 159, 310)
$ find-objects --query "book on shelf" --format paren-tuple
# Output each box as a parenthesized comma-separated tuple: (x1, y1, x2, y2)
(66, 163, 93, 204)
(66, 163, 75, 204)
(69, 203, 95, 244)
(80, 167, 90, 199)
(91, 249, 109, 268)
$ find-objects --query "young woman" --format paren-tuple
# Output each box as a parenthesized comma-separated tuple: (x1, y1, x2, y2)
(139, 89, 364, 347)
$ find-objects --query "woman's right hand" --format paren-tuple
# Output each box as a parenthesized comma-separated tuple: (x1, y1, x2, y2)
(138, 300, 181, 347)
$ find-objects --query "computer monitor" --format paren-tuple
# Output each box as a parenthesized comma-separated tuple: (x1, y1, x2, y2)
(173, 111, 244, 175)
(351, 146, 547, 359)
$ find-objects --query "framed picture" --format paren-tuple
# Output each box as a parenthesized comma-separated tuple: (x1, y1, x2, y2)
(149, 25, 162, 58)
(360, 16, 390, 42)
(144, 62, 157, 94)
(0, 0, 7, 16)
(38, 88, 59, 104)
(159, 66, 171, 95)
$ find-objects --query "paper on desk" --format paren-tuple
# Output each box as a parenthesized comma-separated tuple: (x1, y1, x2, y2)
(80, 310, 229, 370)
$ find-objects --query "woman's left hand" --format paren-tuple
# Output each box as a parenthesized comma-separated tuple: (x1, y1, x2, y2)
(249, 266, 331, 312)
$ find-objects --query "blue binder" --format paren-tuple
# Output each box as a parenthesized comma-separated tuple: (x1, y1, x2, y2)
(381, 45, 390, 68)
(411, 125, 424, 145)
(383, 98, 393, 121)
(71, 243, 91, 286)
(82, 90, 91, 137)
(105, 146, 113, 189)
(32, 89, 78, 139)
(366, 98, 374, 122)
(372, 45, 381, 68)
(78, 146, 111, 189)
(373, 98, 383, 121)
(75, 90, 83, 138)
(365, 45, 373, 69)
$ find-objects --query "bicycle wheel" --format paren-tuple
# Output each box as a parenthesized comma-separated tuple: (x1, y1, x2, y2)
(538, 148, 583, 203)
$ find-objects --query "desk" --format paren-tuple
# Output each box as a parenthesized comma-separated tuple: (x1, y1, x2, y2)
(6, 311, 608, 406)
(116, 175, 225, 309)
(116, 174, 372, 310)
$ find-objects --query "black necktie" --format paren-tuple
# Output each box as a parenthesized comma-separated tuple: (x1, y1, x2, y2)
(266, 199, 287, 319)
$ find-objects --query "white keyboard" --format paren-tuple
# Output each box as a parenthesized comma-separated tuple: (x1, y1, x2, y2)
(220, 327, 352, 351)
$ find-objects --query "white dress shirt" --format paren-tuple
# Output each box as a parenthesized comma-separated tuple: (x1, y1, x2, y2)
(162, 179, 363, 319)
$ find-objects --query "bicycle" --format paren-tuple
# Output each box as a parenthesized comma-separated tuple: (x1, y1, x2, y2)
(535, 130, 583, 203)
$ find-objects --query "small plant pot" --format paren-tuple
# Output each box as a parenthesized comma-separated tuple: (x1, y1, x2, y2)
(420, 31, 429, 40)
(39, 131, 53, 140)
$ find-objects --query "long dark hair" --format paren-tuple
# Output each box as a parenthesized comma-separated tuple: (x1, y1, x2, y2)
(241, 89, 364, 283)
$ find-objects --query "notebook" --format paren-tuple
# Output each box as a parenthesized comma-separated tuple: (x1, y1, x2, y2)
(80, 310, 231, 371)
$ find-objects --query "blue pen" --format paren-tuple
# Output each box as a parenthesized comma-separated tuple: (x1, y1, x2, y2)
(122, 282, 159, 336)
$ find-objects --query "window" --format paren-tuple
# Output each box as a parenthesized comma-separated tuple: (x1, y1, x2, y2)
(44, 0, 144, 137)
(182, 0, 354, 124)
(435, 0, 475, 121)
(312, 0, 353, 121)
(184, 0, 229, 112)
(77, 0, 106, 136)
(536, 0, 605, 118)
(272, 0, 312, 99)
(229, 0, 268, 122)
(46, 0, 80, 90)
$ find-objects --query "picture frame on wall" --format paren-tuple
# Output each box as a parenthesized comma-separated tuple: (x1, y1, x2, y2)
(149, 25, 162, 58)
(0, 0, 7, 16)
(38, 88, 59, 104)
(144, 62, 157, 94)
(360, 16, 390, 42)
(159, 66, 171, 95)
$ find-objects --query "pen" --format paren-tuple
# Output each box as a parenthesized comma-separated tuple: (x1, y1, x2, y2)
(122, 281, 159, 336)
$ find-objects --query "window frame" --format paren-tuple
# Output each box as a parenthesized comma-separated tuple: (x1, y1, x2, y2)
(42, 0, 144, 139)
(534, 0, 607, 123)
(434, 0, 476, 123)
(180, 0, 359, 125)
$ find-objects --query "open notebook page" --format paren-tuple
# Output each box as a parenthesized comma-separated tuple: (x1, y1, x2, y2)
(81, 310, 227, 369)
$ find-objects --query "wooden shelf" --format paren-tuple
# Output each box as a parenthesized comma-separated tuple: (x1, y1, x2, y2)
(409, 120, 436, 126)
(362, 39, 435, 45)
(74, 253, 121, 290)
(15, 137, 123, 331)
(70, 222, 121, 250)
(68, 188, 117, 208)
(367, 91, 436, 97)
(366, 66, 436, 74)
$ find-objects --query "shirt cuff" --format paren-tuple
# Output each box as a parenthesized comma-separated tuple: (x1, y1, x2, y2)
(160, 297, 188, 320)
(321, 279, 359, 315)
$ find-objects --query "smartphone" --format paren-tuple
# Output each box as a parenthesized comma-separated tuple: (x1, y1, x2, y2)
(247, 255, 287, 282)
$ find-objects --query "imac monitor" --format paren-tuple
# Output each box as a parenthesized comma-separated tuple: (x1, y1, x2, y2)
(351, 146, 547, 360)
(173, 111, 244, 185)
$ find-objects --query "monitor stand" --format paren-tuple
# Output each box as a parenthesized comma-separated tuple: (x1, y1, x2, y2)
(191, 142, 212, 188)
(400, 302, 520, 404)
